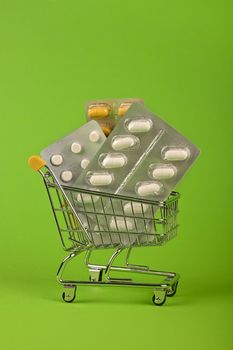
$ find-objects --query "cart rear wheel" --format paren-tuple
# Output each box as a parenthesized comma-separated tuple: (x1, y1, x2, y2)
(167, 281, 179, 297)
(62, 286, 77, 303)
(152, 290, 167, 306)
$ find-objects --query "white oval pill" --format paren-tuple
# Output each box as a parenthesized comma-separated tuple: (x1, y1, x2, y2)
(163, 148, 190, 161)
(127, 118, 152, 133)
(81, 158, 90, 169)
(88, 172, 113, 186)
(61, 170, 73, 182)
(110, 218, 135, 231)
(123, 202, 149, 215)
(111, 135, 139, 151)
(100, 153, 127, 168)
(77, 193, 99, 204)
(137, 182, 163, 197)
(71, 142, 82, 154)
(152, 166, 176, 179)
(50, 154, 63, 166)
(89, 130, 100, 142)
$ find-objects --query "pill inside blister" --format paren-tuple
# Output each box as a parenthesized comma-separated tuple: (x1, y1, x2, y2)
(149, 164, 177, 180)
(99, 123, 113, 136)
(162, 147, 190, 161)
(61, 170, 73, 182)
(71, 142, 82, 154)
(76, 193, 100, 204)
(81, 158, 90, 169)
(118, 102, 132, 117)
(110, 217, 135, 231)
(111, 135, 140, 151)
(136, 181, 163, 197)
(88, 103, 111, 119)
(50, 154, 63, 166)
(87, 172, 113, 186)
(99, 153, 127, 169)
(126, 118, 152, 133)
(123, 202, 149, 215)
(89, 130, 101, 143)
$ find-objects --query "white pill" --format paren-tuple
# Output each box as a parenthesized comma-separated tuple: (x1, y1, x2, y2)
(152, 166, 176, 179)
(163, 148, 190, 161)
(77, 193, 100, 204)
(137, 182, 163, 196)
(71, 142, 82, 154)
(61, 170, 73, 182)
(101, 154, 127, 168)
(112, 136, 138, 151)
(50, 154, 63, 166)
(88, 172, 113, 186)
(123, 202, 149, 215)
(89, 130, 100, 142)
(127, 119, 152, 133)
(110, 218, 135, 231)
(81, 158, 90, 169)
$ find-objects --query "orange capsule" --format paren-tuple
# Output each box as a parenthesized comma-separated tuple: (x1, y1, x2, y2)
(117, 102, 132, 117)
(88, 103, 111, 119)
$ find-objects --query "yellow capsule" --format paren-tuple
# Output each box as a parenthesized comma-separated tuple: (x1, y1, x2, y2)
(99, 123, 113, 136)
(117, 102, 132, 117)
(88, 103, 111, 119)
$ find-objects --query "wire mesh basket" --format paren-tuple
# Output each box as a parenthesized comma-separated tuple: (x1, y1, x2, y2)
(29, 156, 181, 306)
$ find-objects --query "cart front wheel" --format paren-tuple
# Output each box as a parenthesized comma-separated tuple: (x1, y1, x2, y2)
(152, 290, 167, 306)
(167, 281, 179, 297)
(62, 286, 77, 303)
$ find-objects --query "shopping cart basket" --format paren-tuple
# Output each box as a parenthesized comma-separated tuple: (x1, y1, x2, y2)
(29, 156, 180, 306)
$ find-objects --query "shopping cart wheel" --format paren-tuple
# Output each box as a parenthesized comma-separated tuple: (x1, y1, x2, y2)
(62, 286, 77, 303)
(167, 281, 179, 297)
(152, 290, 167, 306)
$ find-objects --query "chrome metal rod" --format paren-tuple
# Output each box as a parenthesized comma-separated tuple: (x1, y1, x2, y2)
(125, 247, 149, 270)
(57, 251, 83, 285)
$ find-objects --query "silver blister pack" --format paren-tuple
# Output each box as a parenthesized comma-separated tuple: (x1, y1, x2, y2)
(75, 103, 200, 244)
(76, 103, 200, 200)
(41, 120, 106, 187)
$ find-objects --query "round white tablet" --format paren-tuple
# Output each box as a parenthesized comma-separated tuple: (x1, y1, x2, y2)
(81, 158, 90, 169)
(50, 154, 63, 166)
(60, 170, 73, 182)
(89, 130, 100, 142)
(71, 142, 82, 154)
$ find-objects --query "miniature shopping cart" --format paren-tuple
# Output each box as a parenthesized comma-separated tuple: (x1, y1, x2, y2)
(29, 156, 180, 306)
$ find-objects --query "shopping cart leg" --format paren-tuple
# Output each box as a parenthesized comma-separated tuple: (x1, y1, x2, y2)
(125, 247, 149, 270)
(85, 248, 132, 282)
(57, 251, 83, 302)
(125, 247, 180, 301)
(104, 247, 132, 282)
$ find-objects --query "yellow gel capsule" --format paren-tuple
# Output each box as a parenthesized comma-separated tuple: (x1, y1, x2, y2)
(117, 102, 132, 117)
(88, 104, 111, 119)
(99, 123, 113, 136)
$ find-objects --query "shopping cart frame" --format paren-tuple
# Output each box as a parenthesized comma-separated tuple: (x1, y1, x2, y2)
(29, 156, 180, 306)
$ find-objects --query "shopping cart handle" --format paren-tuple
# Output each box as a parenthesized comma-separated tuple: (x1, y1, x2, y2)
(28, 155, 46, 171)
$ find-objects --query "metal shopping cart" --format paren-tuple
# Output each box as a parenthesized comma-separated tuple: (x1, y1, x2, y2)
(29, 156, 180, 306)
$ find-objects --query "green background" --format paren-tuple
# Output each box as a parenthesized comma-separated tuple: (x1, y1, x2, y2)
(0, 0, 232, 349)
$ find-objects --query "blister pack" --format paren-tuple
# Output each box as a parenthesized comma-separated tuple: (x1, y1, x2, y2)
(86, 98, 144, 136)
(76, 102, 200, 243)
(77, 102, 200, 200)
(41, 120, 106, 187)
